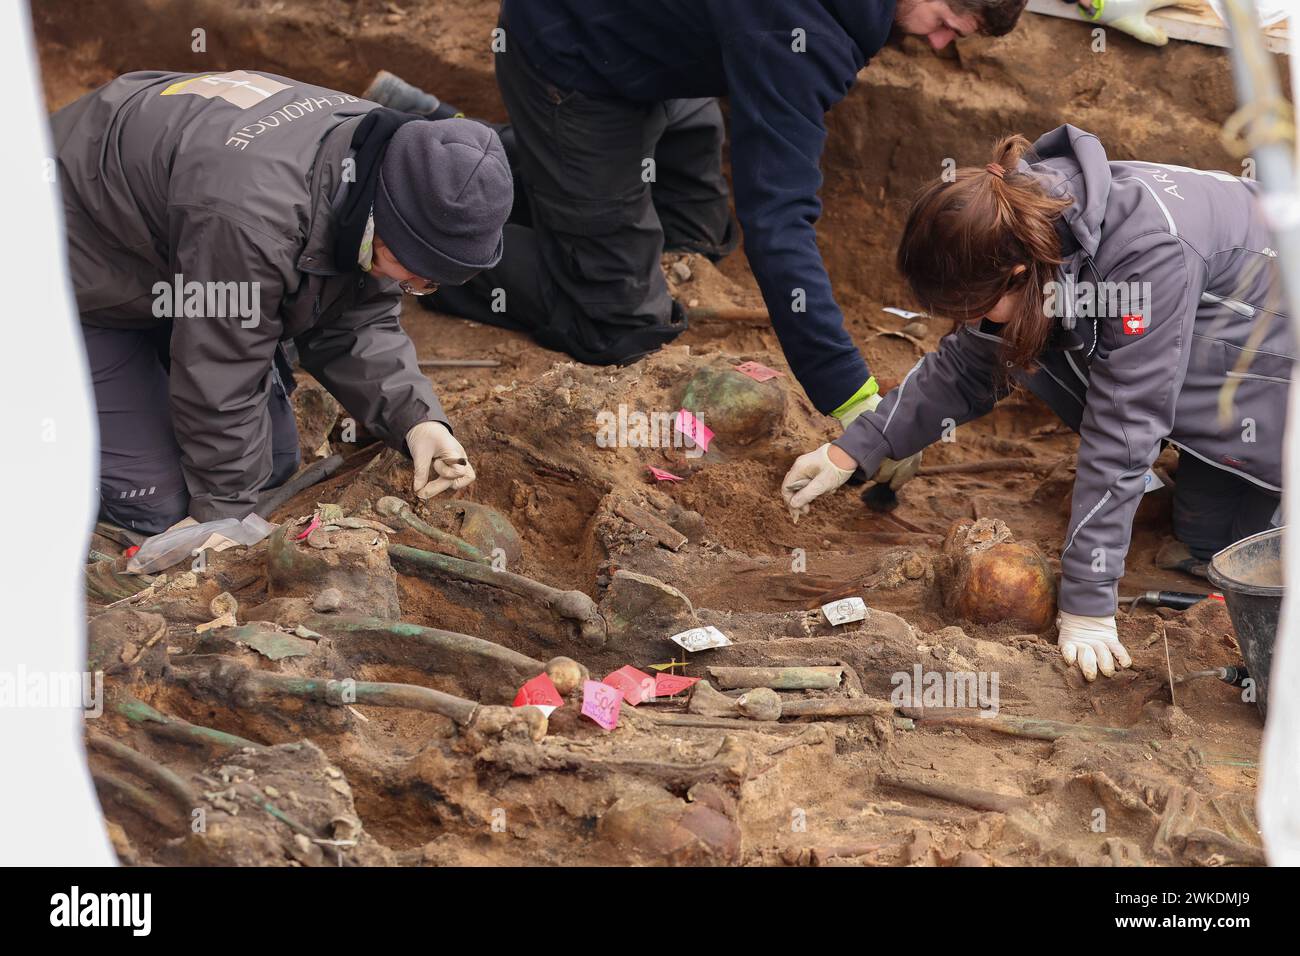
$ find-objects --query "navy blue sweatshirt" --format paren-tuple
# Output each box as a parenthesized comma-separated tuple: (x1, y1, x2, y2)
(502, 0, 897, 414)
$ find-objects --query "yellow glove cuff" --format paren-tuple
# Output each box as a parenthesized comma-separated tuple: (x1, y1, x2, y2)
(831, 377, 881, 425)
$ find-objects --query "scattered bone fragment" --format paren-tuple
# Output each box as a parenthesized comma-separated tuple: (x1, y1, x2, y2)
(164, 741, 393, 866)
(209, 591, 239, 618)
(545, 656, 588, 697)
(464, 704, 548, 748)
(600, 569, 698, 645)
(613, 500, 688, 551)
(197, 622, 315, 661)
(267, 523, 401, 619)
(196, 591, 240, 633)
(87, 608, 168, 674)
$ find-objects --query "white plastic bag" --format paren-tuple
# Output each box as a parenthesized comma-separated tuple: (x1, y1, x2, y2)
(126, 513, 276, 574)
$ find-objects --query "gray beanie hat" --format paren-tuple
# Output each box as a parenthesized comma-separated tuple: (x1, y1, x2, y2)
(374, 118, 513, 285)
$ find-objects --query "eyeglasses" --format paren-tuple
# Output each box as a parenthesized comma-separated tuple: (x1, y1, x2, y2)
(399, 278, 439, 296)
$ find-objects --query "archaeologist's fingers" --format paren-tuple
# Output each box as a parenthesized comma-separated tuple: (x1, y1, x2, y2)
(1091, 638, 1117, 679)
(1059, 637, 1079, 668)
(1057, 611, 1128, 682)
(782, 444, 857, 515)
(1075, 643, 1100, 682)
(406, 421, 472, 498)
(1111, 640, 1133, 671)
(418, 457, 477, 500)
(873, 450, 923, 492)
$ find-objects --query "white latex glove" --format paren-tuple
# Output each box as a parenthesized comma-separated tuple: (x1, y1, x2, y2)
(1076, 0, 1193, 47)
(405, 420, 475, 500)
(1057, 611, 1132, 682)
(873, 450, 923, 492)
(836, 390, 923, 492)
(781, 444, 856, 521)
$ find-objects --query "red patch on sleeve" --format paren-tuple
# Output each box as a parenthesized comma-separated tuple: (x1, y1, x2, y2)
(1122, 314, 1147, 335)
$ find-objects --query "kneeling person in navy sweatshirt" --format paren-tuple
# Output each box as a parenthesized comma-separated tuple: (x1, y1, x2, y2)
(379, 1, 1027, 472)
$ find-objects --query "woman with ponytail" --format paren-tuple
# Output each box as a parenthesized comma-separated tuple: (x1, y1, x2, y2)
(782, 125, 1292, 682)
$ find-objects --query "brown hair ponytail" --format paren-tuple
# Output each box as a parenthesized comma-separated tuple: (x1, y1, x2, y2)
(896, 134, 1073, 371)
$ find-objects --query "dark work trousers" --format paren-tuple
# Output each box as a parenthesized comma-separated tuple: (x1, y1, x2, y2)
(429, 42, 738, 364)
(1172, 451, 1281, 560)
(82, 324, 300, 534)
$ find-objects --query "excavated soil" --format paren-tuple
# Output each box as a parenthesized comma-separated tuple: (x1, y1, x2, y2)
(44, 1, 1269, 866)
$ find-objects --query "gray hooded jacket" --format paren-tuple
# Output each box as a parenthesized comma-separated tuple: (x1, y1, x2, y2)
(836, 125, 1291, 617)
(52, 70, 447, 521)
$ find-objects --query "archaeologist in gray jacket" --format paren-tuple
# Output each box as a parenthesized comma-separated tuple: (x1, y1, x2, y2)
(52, 70, 513, 533)
(783, 125, 1291, 682)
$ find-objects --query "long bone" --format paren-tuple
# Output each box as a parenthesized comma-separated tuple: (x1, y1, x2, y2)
(375, 496, 489, 563)
(169, 655, 481, 726)
(303, 614, 546, 679)
(388, 542, 607, 647)
(88, 733, 199, 815)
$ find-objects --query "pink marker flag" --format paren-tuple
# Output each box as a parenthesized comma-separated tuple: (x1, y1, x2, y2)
(654, 673, 699, 697)
(734, 361, 783, 382)
(581, 680, 623, 730)
(674, 409, 715, 453)
(648, 466, 684, 483)
(295, 515, 322, 541)
(513, 672, 564, 716)
(603, 665, 656, 706)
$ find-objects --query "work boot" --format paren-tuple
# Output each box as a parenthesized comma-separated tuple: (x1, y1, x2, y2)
(362, 70, 465, 119)
(1155, 538, 1209, 580)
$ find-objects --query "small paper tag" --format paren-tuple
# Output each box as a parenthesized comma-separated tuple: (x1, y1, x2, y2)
(674, 409, 715, 453)
(648, 466, 684, 483)
(603, 666, 656, 706)
(513, 672, 564, 717)
(655, 673, 699, 697)
(883, 307, 925, 320)
(1141, 468, 1165, 494)
(734, 361, 783, 382)
(822, 597, 868, 626)
(669, 625, 733, 652)
(581, 680, 622, 730)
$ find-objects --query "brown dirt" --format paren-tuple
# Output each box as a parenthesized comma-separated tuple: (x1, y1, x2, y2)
(48, 0, 1267, 866)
